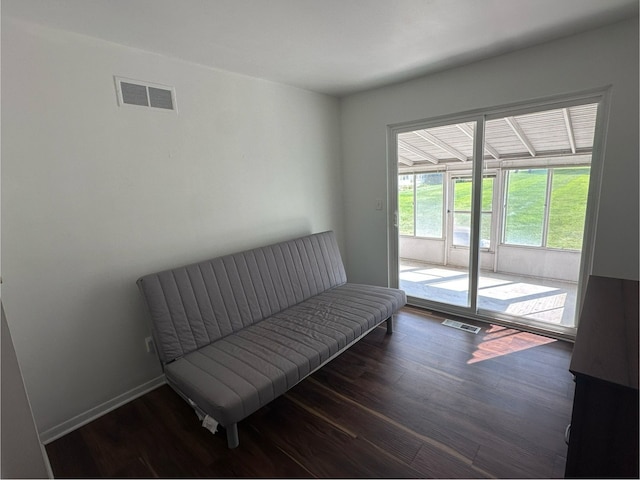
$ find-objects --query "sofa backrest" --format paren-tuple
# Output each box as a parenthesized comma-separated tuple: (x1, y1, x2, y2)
(137, 231, 347, 364)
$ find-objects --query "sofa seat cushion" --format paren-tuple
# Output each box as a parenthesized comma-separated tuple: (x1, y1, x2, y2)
(164, 283, 406, 426)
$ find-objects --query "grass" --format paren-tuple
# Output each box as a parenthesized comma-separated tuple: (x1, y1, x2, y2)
(547, 168, 590, 249)
(504, 169, 547, 246)
(398, 186, 415, 236)
(453, 177, 494, 212)
(399, 174, 443, 237)
(400, 167, 589, 250)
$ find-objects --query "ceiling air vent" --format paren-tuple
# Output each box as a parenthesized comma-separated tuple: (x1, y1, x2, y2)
(114, 77, 176, 111)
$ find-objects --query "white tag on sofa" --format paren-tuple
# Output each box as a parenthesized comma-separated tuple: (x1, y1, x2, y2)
(202, 415, 219, 434)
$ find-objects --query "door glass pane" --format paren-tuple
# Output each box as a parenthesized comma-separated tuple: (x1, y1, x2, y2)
(481, 177, 493, 211)
(453, 212, 471, 247)
(480, 212, 492, 249)
(454, 177, 472, 210)
(478, 103, 598, 330)
(480, 177, 494, 248)
(503, 169, 547, 246)
(453, 178, 472, 247)
(453, 176, 492, 248)
(415, 173, 443, 238)
(397, 121, 474, 309)
(444, 174, 472, 308)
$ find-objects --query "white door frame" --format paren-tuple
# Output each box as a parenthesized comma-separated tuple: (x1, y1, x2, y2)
(387, 87, 611, 340)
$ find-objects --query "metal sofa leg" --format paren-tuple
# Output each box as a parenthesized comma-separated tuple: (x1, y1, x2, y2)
(386, 316, 393, 334)
(226, 423, 239, 449)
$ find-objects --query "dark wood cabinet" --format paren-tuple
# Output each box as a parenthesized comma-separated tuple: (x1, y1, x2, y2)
(565, 374, 638, 477)
(565, 276, 639, 478)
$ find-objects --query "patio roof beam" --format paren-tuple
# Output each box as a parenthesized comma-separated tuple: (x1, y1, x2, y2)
(398, 155, 414, 166)
(505, 116, 536, 157)
(398, 139, 439, 164)
(456, 123, 500, 160)
(562, 108, 577, 154)
(414, 130, 468, 161)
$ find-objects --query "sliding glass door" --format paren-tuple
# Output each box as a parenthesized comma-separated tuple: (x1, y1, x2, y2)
(396, 119, 478, 309)
(392, 95, 604, 337)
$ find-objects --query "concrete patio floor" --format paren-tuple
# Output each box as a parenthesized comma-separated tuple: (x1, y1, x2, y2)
(399, 260, 578, 327)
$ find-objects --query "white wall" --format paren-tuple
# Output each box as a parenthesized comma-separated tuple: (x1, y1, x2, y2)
(1, 307, 51, 478)
(341, 18, 639, 286)
(399, 237, 444, 265)
(400, 237, 581, 282)
(496, 246, 581, 283)
(1, 18, 343, 437)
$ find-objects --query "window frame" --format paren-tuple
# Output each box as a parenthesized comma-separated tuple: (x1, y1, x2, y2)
(500, 165, 591, 251)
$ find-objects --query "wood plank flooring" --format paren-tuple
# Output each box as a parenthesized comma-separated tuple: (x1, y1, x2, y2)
(45, 307, 575, 478)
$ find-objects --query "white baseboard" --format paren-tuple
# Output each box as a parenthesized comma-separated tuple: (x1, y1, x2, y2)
(39, 375, 166, 445)
(41, 442, 55, 479)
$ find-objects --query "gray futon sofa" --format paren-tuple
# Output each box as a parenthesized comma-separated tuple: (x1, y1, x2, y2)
(137, 231, 406, 448)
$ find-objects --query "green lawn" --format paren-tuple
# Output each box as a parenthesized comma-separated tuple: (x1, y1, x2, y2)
(399, 167, 589, 250)
(504, 169, 548, 246)
(547, 168, 590, 249)
(398, 185, 415, 236)
(399, 174, 443, 237)
(452, 177, 494, 212)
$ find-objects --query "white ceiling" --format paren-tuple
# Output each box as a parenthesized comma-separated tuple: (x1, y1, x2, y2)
(3, 0, 638, 96)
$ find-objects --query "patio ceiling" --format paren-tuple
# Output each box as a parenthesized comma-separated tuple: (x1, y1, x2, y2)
(398, 103, 597, 167)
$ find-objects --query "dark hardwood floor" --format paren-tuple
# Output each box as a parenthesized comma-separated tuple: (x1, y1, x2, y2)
(46, 307, 574, 478)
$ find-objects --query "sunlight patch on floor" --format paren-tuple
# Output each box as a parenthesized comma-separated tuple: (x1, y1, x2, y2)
(505, 293, 568, 324)
(480, 282, 559, 301)
(419, 268, 464, 278)
(467, 324, 556, 364)
(427, 278, 470, 292)
(400, 271, 441, 283)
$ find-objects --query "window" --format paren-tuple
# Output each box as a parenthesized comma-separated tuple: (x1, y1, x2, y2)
(503, 167, 590, 250)
(547, 167, 590, 250)
(398, 172, 443, 238)
(504, 169, 547, 246)
(398, 175, 415, 236)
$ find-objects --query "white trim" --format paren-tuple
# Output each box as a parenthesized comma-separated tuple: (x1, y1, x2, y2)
(40, 375, 166, 444)
(40, 442, 55, 479)
(469, 114, 485, 311)
(387, 128, 400, 288)
(389, 87, 606, 132)
(575, 87, 611, 324)
(388, 87, 610, 339)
